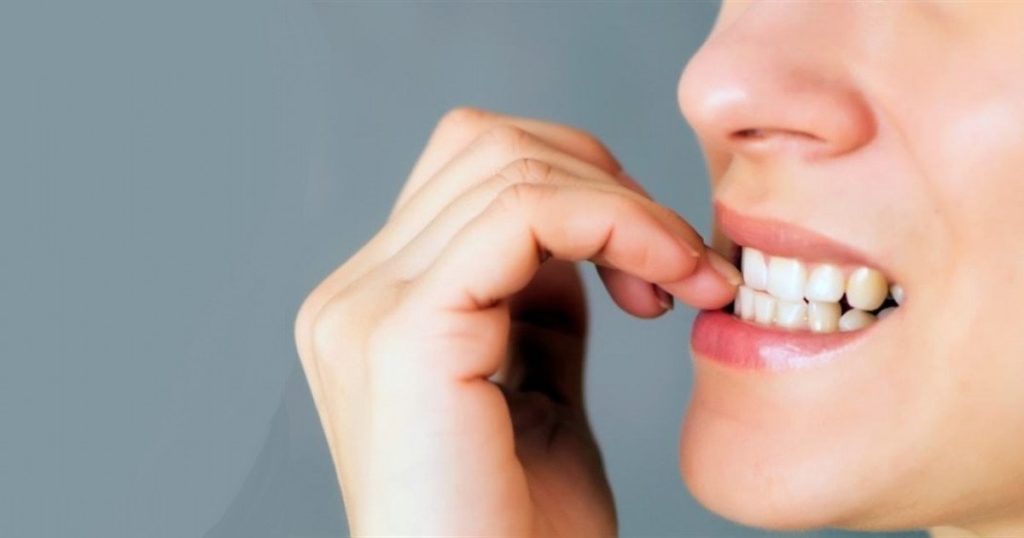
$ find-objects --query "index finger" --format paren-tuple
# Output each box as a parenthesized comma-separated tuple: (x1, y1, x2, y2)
(408, 181, 736, 315)
(397, 182, 737, 380)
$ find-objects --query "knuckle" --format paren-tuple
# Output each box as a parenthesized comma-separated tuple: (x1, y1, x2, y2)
(502, 157, 555, 185)
(308, 292, 357, 359)
(307, 273, 400, 360)
(519, 157, 556, 183)
(482, 124, 537, 159)
(436, 105, 491, 136)
(491, 158, 556, 195)
(494, 180, 558, 214)
(295, 283, 343, 360)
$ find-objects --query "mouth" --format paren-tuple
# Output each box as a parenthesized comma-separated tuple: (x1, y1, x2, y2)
(691, 204, 904, 371)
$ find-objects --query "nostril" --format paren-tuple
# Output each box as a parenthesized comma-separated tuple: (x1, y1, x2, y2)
(728, 127, 832, 157)
(730, 127, 823, 143)
(733, 128, 768, 140)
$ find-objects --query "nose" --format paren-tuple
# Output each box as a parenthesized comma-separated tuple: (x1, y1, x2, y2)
(678, 5, 876, 161)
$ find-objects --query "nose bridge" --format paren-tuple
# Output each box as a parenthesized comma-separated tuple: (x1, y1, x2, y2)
(679, 3, 876, 160)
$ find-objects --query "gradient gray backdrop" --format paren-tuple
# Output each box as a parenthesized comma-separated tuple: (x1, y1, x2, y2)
(2, 1, 926, 537)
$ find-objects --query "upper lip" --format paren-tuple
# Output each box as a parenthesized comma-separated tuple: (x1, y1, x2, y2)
(714, 201, 885, 271)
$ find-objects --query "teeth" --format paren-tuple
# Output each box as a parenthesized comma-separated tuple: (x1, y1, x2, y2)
(807, 301, 841, 333)
(877, 306, 897, 320)
(804, 264, 844, 302)
(774, 299, 807, 330)
(766, 256, 807, 302)
(839, 309, 876, 332)
(753, 290, 777, 325)
(846, 267, 888, 311)
(890, 284, 905, 306)
(734, 248, 901, 334)
(735, 285, 756, 321)
(741, 247, 768, 291)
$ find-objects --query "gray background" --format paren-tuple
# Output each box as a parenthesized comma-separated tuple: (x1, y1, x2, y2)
(1, 1, 925, 537)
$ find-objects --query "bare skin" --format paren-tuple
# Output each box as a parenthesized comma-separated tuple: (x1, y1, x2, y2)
(678, 3, 1024, 536)
(295, 1, 1024, 536)
(294, 108, 738, 536)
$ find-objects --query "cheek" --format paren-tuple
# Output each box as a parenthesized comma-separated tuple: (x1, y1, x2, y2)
(904, 37, 1024, 255)
(883, 61, 1024, 518)
(918, 79, 1024, 379)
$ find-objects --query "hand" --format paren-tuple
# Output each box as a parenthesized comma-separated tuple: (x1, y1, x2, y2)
(294, 107, 739, 536)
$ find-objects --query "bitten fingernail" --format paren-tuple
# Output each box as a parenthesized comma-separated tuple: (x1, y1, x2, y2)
(706, 250, 743, 286)
(654, 284, 674, 311)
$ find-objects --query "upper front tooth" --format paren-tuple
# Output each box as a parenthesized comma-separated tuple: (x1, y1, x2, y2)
(742, 247, 768, 291)
(804, 264, 844, 302)
(767, 256, 807, 302)
(846, 267, 888, 311)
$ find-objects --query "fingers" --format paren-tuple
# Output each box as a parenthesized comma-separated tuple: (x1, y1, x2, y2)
(383, 125, 621, 261)
(661, 248, 743, 306)
(592, 170, 668, 319)
(396, 176, 738, 380)
(393, 107, 621, 217)
(596, 265, 673, 318)
(297, 114, 635, 365)
(387, 159, 629, 278)
(395, 130, 684, 320)
(384, 106, 681, 320)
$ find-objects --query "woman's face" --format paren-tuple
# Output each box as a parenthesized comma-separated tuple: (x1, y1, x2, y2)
(678, 1, 1024, 532)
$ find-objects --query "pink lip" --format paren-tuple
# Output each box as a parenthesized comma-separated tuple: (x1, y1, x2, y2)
(715, 202, 877, 267)
(692, 311, 866, 371)
(692, 203, 884, 370)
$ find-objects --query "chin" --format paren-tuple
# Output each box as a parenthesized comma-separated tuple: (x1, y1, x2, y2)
(677, 340, 948, 534)
(679, 386, 865, 531)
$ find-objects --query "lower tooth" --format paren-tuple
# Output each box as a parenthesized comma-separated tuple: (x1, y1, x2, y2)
(839, 309, 876, 332)
(807, 301, 841, 333)
(877, 306, 897, 320)
(736, 285, 756, 321)
(753, 291, 777, 325)
(734, 287, 889, 333)
(775, 299, 808, 330)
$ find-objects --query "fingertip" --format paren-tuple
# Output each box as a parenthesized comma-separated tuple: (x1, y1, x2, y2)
(705, 249, 743, 287)
(660, 250, 740, 310)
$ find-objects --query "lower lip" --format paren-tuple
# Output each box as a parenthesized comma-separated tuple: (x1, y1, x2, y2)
(690, 310, 866, 371)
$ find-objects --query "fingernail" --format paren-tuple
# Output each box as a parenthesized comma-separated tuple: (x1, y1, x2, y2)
(705, 249, 743, 287)
(653, 284, 674, 311)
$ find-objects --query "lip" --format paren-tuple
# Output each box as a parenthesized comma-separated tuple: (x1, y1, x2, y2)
(692, 202, 889, 371)
(715, 201, 880, 269)
(692, 310, 869, 371)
